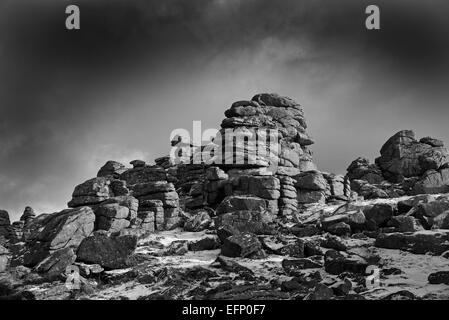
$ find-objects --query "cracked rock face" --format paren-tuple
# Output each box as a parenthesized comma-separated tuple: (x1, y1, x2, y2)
(76, 232, 138, 269)
(23, 207, 95, 267)
(376, 130, 449, 180)
(347, 130, 449, 199)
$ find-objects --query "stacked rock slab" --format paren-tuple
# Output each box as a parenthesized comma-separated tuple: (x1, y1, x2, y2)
(294, 171, 327, 205)
(20, 206, 36, 226)
(347, 130, 449, 199)
(68, 160, 181, 232)
(177, 164, 209, 210)
(376, 130, 448, 181)
(169, 93, 322, 217)
(0, 210, 11, 242)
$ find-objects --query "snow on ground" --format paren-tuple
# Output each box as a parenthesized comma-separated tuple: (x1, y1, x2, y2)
(86, 194, 449, 300)
(363, 248, 449, 299)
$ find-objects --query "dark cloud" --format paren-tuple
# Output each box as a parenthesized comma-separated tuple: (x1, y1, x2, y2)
(0, 0, 448, 219)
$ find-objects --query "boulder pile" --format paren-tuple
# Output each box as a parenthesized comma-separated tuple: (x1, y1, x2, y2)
(347, 130, 449, 199)
(68, 159, 181, 233)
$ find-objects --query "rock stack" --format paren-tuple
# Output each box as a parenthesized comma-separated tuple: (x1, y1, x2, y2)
(168, 93, 327, 219)
(161, 93, 356, 225)
(68, 160, 181, 233)
(0, 210, 10, 243)
(347, 130, 449, 199)
(20, 206, 36, 226)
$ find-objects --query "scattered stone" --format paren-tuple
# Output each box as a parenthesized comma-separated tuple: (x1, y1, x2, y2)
(157, 241, 188, 256)
(324, 250, 369, 275)
(34, 248, 76, 278)
(382, 290, 419, 300)
(282, 258, 322, 275)
(327, 222, 351, 237)
(184, 210, 212, 232)
(428, 271, 449, 285)
(75, 263, 104, 278)
(321, 210, 366, 232)
(290, 224, 320, 237)
(188, 237, 221, 251)
(304, 283, 335, 300)
(363, 203, 395, 228)
(321, 235, 347, 251)
(375, 230, 449, 255)
(213, 255, 254, 275)
(221, 233, 262, 258)
(388, 215, 424, 232)
(330, 278, 352, 296)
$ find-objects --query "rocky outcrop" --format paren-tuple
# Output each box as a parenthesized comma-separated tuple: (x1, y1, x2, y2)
(3, 93, 449, 301)
(69, 160, 181, 232)
(376, 130, 448, 180)
(168, 93, 322, 218)
(347, 130, 449, 200)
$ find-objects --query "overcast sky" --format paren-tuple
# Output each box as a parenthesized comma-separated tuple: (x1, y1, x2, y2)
(1, 0, 448, 220)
